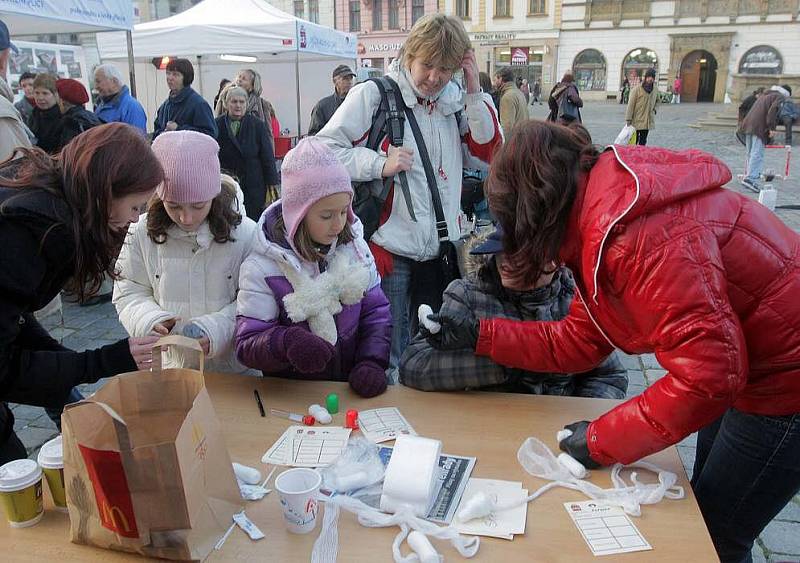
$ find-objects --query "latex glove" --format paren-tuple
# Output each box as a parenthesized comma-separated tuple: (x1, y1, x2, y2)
(558, 421, 601, 469)
(426, 312, 479, 351)
(348, 360, 387, 398)
(269, 326, 335, 374)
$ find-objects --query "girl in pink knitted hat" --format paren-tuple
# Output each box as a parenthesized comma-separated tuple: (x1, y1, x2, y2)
(235, 137, 391, 397)
(113, 130, 258, 374)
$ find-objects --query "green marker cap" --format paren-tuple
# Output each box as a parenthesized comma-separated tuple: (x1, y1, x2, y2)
(326, 393, 339, 414)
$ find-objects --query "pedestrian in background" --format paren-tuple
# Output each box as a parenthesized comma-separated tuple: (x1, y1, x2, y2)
(0, 21, 30, 161)
(153, 58, 217, 139)
(494, 66, 528, 138)
(93, 64, 147, 134)
(29, 74, 63, 154)
(213, 78, 231, 111)
(625, 68, 659, 146)
(57, 78, 102, 149)
(741, 84, 792, 191)
(531, 78, 542, 105)
(619, 77, 630, 105)
(216, 86, 279, 220)
(14, 71, 36, 126)
(548, 72, 583, 125)
(479, 71, 498, 110)
(520, 78, 530, 104)
(216, 69, 277, 152)
(672, 74, 682, 104)
(308, 65, 356, 136)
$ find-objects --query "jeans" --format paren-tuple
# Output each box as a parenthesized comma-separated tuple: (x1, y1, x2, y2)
(782, 116, 793, 145)
(44, 387, 84, 431)
(745, 134, 765, 183)
(691, 408, 800, 563)
(635, 129, 649, 146)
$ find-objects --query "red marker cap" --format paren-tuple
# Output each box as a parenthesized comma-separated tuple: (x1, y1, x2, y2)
(345, 409, 358, 429)
(303, 415, 316, 426)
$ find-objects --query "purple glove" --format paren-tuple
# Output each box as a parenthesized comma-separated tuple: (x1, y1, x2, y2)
(348, 361, 388, 398)
(268, 326, 334, 374)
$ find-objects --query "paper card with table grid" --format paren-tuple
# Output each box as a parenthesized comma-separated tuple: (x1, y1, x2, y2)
(357, 407, 418, 443)
(564, 500, 652, 556)
(261, 426, 351, 467)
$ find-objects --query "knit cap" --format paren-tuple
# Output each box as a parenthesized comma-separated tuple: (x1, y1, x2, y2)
(152, 131, 221, 203)
(280, 136, 353, 245)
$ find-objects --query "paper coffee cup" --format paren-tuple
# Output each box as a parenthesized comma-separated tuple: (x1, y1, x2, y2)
(0, 459, 44, 528)
(275, 468, 321, 534)
(38, 436, 67, 512)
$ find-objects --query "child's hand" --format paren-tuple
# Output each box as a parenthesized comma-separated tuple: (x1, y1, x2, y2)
(348, 361, 387, 397)
(269, 326, 334, 374)
(152, 317, 179, 336)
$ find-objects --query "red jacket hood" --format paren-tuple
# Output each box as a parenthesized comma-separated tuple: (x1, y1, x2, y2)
(563, 145, 732, 303)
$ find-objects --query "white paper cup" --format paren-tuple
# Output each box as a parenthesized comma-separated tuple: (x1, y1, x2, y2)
(275, 468, 321, 534)
(38, 436, 67, 512)
(0, 459, 44, 528)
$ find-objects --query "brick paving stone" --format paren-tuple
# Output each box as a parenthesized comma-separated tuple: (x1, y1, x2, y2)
(626, 383, 646, 397)
(760, 520, 800, 557)
(16, 426, 59, 455)
(775, 498, 800, 523)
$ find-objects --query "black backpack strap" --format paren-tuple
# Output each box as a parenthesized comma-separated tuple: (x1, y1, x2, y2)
(379, 77, 416, 221)
(400, 93, 449, 242)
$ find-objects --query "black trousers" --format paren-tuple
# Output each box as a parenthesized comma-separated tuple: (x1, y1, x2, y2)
(636, 129, 650, 146)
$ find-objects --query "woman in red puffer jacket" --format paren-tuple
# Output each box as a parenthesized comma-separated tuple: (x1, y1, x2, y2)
(427, 121, 800, 563)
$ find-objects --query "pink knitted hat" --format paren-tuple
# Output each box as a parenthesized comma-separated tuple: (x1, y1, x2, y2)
(152, 131, 221, 203)
(281, 137, 354, 244)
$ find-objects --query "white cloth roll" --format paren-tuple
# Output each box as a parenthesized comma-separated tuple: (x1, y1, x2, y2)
(380, 435, 442, 517)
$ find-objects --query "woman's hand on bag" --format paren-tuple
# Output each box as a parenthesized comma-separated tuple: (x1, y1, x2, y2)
(128, 336, 161, 369)
(461, 49, 480, 94)
(382, 145, 414, 177)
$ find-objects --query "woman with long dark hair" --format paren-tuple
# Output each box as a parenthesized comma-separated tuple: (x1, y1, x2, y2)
(0, 123, 164, 464)
(427, 120, 800, 562)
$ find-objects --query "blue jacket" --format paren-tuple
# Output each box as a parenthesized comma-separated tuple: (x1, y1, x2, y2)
(153, 86, 217, 139)
(94, 86, 147, 134)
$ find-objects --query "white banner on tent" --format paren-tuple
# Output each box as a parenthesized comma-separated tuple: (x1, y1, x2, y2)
(297, 21, 356, 59)
(0, 0, 133, 31)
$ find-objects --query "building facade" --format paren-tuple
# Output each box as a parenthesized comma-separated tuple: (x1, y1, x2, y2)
(332, 0, 439, 71)
(558, 0, 800, 102)
(268, 0, 337, 28)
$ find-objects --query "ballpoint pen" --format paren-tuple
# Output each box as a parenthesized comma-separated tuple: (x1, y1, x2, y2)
(253, 389, 265, 417)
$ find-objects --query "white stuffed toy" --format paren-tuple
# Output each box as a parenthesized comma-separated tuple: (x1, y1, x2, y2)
(279, 250, 370, 345)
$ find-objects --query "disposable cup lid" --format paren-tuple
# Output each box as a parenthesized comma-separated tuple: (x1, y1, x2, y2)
(37, 435, 63, 469)
(0, 459, 42, 492)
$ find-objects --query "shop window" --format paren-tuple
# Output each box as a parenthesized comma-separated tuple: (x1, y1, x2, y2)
(738, 45, 783, 75)
(349, 0, 361, 31)
(621, 47, 658, 88)
(573, 49, 607, 91)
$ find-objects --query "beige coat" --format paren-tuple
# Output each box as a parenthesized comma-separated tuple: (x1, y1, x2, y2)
(497, 81, 529, 139)
(0, 79, 31, 161)
(625, 84, 660, 130)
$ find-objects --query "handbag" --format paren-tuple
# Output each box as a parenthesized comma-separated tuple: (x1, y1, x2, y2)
(557, 89, 580, 122)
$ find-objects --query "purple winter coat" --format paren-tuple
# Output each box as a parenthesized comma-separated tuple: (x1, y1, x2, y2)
(235, 203, 391, 381)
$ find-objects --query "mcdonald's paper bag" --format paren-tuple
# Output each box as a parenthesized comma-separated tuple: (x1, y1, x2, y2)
(61, 336, 243, 561)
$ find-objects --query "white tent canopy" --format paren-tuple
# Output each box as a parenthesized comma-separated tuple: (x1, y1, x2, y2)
(96, 0, 356, 61)
(95, 0, 356, 135)
(0, 0, 132, 34)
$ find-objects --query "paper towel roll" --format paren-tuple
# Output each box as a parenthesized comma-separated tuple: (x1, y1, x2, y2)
(380, 435, 442, 517)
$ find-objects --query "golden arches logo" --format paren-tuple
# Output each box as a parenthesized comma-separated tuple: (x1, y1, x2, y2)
(100, 500, 135, 536)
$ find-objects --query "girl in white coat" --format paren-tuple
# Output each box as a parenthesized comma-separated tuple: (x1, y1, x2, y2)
(113, 130, 257, 373)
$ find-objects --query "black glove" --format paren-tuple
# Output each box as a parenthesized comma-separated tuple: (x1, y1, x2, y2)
(558, 421, 601, 469)
(425, 312, 479, 351)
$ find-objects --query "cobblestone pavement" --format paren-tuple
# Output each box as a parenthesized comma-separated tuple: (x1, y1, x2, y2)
(10, 102, 800, 561)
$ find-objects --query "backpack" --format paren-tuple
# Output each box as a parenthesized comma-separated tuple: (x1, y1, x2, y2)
(778, 98, 799, 122)
(352, 76, 463, 241)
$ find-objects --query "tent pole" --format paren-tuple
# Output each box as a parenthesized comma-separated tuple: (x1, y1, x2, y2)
(125, 30, 137, 97)
(295, 49, 301, 137)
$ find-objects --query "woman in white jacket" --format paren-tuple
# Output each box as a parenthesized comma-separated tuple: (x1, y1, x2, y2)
(113, 131, 257, 373)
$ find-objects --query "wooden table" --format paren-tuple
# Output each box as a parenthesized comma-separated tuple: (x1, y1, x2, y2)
(3, 374, 718, 561)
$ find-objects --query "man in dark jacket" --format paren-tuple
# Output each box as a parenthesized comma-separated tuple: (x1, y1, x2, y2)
(308, 65, 356, 136)
(741, 84, 791, 191)
(153, 58, 217, 139)
(14, 71, 36, 127)
(216, 86, 279, 220)
(400, 227, 628, 398)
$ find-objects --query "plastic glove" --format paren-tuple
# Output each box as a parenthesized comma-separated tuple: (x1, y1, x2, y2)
(348, 360, 388, 398)
(558, 421, 601, 469)
(268, 326, 335, 374)
(425, 312, 479, 351)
